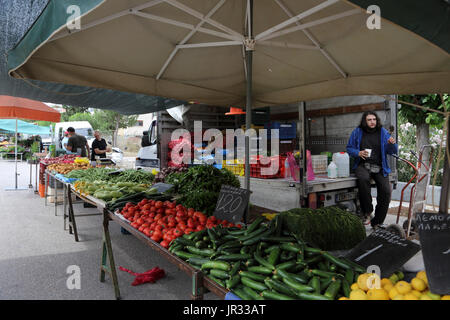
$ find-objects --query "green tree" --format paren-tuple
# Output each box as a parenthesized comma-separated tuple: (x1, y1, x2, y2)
(68, 112, 98, 129)
(92, 110, 138, 146)
(398, 94, 449, 152)
(60, 105, 90, 122)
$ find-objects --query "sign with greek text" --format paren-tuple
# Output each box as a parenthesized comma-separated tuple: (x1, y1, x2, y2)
(417, 212, 450, 294)
(345, 228, 420, 278)
(214, 185, 251, 224)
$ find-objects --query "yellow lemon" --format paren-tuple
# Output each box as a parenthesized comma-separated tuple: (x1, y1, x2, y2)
(416, 270, 428, 284)
(441, 295, 450, 300)
(404, 293, 419, 300)
(367, 288, 390, 300)
(389, 287, 400, 300)
(351, 283, 359, 291)
(383, 283, 394, 292)
(381, 278, 392, 287)
(411, 277, 427, 292)
(392, 294, 404, 300)
(411, 290, 422, 298)
(357, 274, 371, 291)
(395, 281, 412, 295)
(349, 289, 368, 300)
(338, 297, 349, 300)
(420, 294, 433, 300)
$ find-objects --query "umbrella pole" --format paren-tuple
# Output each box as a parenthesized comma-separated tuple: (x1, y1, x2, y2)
(5, 118, 27, 191)
(244, 0, 253, 192)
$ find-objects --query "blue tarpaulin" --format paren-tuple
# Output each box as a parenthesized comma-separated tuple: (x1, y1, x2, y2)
(0, 119, 50, 135)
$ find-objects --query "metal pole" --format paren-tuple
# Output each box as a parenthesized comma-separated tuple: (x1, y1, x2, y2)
(244, 0, 253, 191)
(15, 118, 18, 189)
(439, 115, 449, 214)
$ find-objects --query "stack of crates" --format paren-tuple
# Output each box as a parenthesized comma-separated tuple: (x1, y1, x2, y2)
(222, 159, 245, 176)
(311, 154, 328, 174)
(39, 161, 48, 198)
(249, 155, 286, 179)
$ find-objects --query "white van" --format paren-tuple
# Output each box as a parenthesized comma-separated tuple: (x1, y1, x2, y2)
(54, 121, 94, 150)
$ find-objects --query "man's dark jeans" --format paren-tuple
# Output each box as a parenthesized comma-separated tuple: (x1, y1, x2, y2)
(355, 164, 391, 227)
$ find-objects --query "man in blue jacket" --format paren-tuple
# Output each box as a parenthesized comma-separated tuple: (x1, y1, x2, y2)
(346, 111, 398, 229)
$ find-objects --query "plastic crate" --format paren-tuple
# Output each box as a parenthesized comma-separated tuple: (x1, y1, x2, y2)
(311, 155, 328, 174)
(249, 155, 285, 179)
(222, 159, 245, 176)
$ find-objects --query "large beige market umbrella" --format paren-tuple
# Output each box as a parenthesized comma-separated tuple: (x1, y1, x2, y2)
(6, 0, 450, 195)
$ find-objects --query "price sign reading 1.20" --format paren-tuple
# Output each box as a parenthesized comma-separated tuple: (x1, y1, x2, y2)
(213, 185, 251, 224)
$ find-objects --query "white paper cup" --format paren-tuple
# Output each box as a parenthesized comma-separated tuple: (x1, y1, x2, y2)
(365, 149, 372, 157)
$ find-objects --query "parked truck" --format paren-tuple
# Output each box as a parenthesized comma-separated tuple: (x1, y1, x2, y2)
(136, 95, 399, 216)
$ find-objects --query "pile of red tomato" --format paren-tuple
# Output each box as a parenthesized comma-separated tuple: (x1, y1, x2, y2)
(119, 199, 239, 249)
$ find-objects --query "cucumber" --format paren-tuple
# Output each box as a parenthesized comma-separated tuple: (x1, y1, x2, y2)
(207, 228, 217, 242)
(169, 243, 183, 253)
(321, 252, 353, 271)
(239, 271, 266, 282)
(310, 269, 342, 279)
(174, 237, 195, 247)
(280, 250, 296, 262)
(194, 240, 207, 249)
(225, 275, 241, 290)
(264, 245, 281, 254)
(282, 277, 314, 292)
(240, 246, 250, 255)
(324, 279, 341, 299)
(208, 275, 225, 287)
(215, 253, 251, 261)
(217, 240, 241, 252)
(243, 286, 265, 300)
(242, 229, 273, 246)
(221, 247, 241, 255)
(232, 286, 251, 300)
(230, 262, 241, 276)
(187, 257, 210, 266)
(201, 261, 231, 271)
(267, 247, 281, 266)
(320, 277, 335, 292)
(310, 276, 321, 294)
(210, 269, 230, 280)
(244, 259, 256, 268)
(286, 272, 309, 284)
(254, 252, 275, 270)
(345, 269, 354, 284)
(185, 246, 215, 257)
(244, 216, 265, 235)
(265, 279, 297, 298)
(275, 260, 297, 272)
(280, 242, 303, 253)
(274, 214, 282, 237)
(261, 236, 296, 242)
(340, 257, 366, 273)
(221, 234, 238, 241)
(318, 262, 328, 271)
(305, 255, 323, 265)
(173, 250, 202, 260)
(241, 276, 268, 292)
(296, 292, 332, 300)
(261, 290, 295, 300)
(341, 278, 351, 298)
(247, 266, 273, 275)
(227, 229, 247, 236)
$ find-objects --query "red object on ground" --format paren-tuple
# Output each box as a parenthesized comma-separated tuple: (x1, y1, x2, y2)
(119, 266, 165, 286)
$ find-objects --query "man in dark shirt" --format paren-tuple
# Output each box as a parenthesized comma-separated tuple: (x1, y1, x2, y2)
(91, 130, 111, 161)
(66, 127, 90, 158)
(346, 111, 398, 229)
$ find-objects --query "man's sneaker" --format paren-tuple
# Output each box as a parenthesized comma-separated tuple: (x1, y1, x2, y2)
(363, 213, 374, 225)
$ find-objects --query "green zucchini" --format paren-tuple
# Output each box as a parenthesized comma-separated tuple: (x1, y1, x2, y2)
(341, 278, 351, 298)
(174, 237, 195, 247)
(310, 269, 342, 279)
(296, 291, 332, 300)
(208, 275, 225, 287)
(221, 247, 241, 255)
(321, 252, 353, 271)
(244, 259, 256, 268)
(275, 260, 297, 272)
(345, 269, 354, 284)
(242, 229, 273, 246)
(280, 242, 303, 253)
(261, 290, 295, 300)
(311, 276, 321, 295)
(261, 236, 296, 242)
(187, 257, 210, 266)
(230, 262, 241, 276)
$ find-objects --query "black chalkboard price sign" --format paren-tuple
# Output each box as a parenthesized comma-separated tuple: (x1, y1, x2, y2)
(345, 228, 421, 278)
(213, 185, 251, 224)
(417, 212, 450, 295)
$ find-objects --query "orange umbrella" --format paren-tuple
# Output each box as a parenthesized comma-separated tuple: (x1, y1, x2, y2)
(0, 95, 60, 122)
(0, 95, 60, 190)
